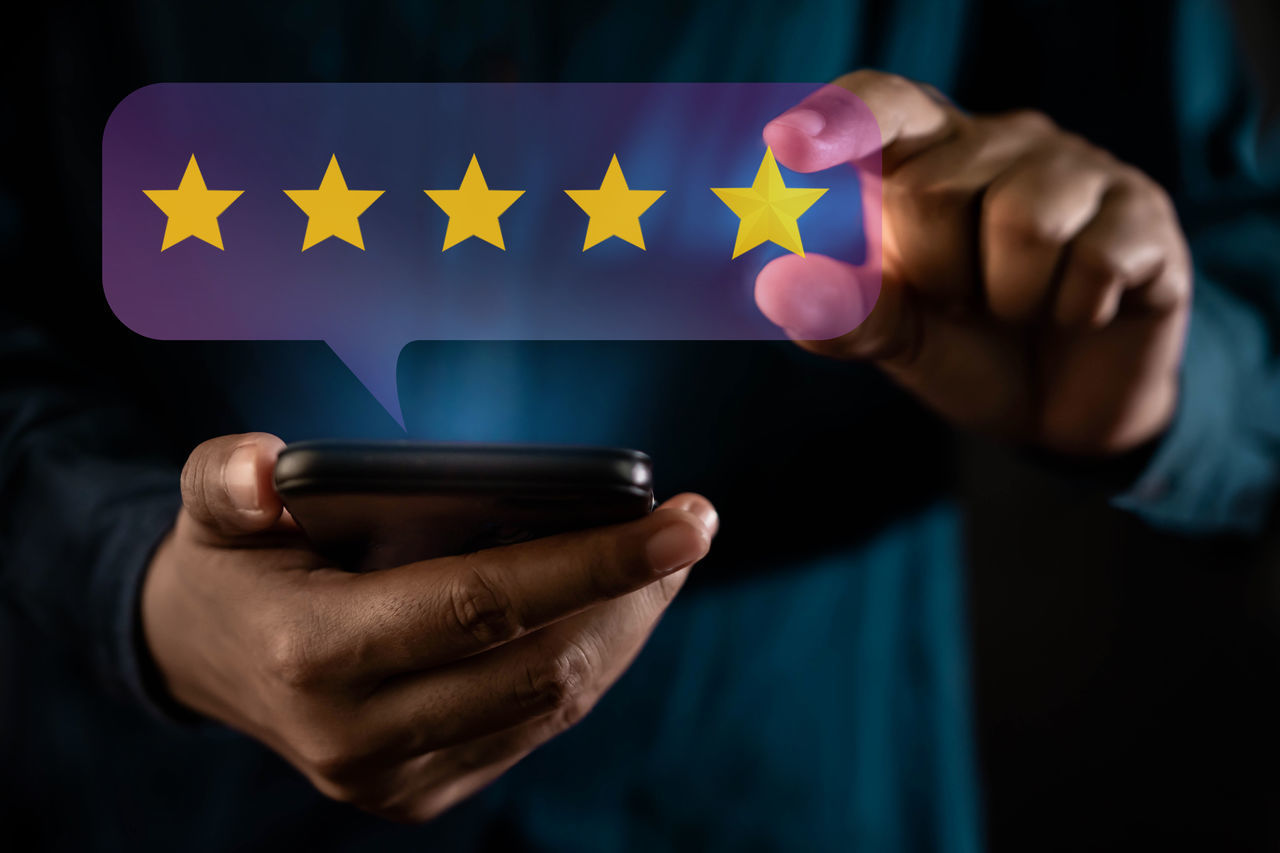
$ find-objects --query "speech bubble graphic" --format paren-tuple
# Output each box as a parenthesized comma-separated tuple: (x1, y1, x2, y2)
(103, 83, 881, 427)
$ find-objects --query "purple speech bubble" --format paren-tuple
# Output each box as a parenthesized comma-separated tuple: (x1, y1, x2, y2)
(103, 83, 881, 426)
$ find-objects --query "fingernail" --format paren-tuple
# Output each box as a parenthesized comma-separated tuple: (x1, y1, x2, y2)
(692, 504, 719, 537)
(769, 107, 826, 137)
(663, 497, 720, 537)
(225, 445, 260, 511)
(646, 519, 710, 574)
(675, 501, 719, 537)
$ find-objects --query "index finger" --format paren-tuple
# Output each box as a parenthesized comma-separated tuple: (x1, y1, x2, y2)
(332, 494, 716, 679)
(763, 70, 960, 174)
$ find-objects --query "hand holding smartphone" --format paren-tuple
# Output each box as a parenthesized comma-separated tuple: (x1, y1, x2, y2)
(146, 432, 712, 821)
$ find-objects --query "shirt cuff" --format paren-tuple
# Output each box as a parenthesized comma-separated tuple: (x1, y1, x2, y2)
(1111, 281, 1279, 535)
(90, 483, 204, 726)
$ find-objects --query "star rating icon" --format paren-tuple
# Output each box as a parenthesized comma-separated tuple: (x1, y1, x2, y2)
(565, 155, 665, 251)
(141, 149, 830, 258)
(425, 155, 524, 251)
(711, 147, 827, 258)
(285, 155, 385, 251)
(142, 155, 243, 251)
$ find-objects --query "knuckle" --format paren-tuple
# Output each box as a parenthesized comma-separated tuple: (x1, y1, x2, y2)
(1123, 168, 1179, 220)
(453, 734, 537, 778)
(1063, 132, 1113, 167)
(305, 754, 361, 796)
(1070, 240, 1124, 285)
(310, 756, 361, 791)
(1155, 264, 1194, 310)
(448, 561, 522, 646)
(1114, 162, 1157, 192)
(262, 620, 329, 691)
(998, 108, 1055, 135)
(519, 642, 592, 714)
(839, 70, 936, 123)
(397, 794, 453, 824)
(448, 740, 499, 775)
(984, 188, 1069, 247)
(895, 178, 967, 221)
(866, 70, 915, 98)
(838, 68, 906, 93)
(989, 210, 1065, 249)
(518, 687, 596, 740)
(309, 770, 384, 812)
(1150, 181, 1178, 218)
(551, 694, 596, 732)
(298, 729, 373, 786)
(309, 774, 363, 806)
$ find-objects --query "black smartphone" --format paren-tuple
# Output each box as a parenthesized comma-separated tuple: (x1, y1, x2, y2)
(273, 440, 654, 571)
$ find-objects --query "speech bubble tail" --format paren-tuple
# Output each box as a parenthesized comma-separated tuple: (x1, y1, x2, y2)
(325, 337, 407, 431)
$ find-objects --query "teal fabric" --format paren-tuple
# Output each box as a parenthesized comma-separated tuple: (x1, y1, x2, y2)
(498, 506, 979, 853)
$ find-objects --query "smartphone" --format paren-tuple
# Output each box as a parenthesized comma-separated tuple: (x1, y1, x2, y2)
(273, 440, 654, 571)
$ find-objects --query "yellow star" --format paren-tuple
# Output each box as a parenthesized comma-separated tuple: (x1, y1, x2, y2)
(564, 155, 665, 251)
(142, 155, 242, 251)
(425, 156, 524, 251)
(711, 147, 828, 258)
(284, 155, 384, 251)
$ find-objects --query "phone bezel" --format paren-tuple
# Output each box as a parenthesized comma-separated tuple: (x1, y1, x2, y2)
(274, 440, 653, 498)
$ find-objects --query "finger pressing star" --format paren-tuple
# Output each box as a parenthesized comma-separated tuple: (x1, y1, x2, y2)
(425, 155, 524, 251)
(711, 147, 827, 258)
(284, 155, 384, 251)
(143, 155, 243, 251)
(565, 155, 665, 251)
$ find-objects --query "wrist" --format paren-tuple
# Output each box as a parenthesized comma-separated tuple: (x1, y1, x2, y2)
(137, 517, 210, 724)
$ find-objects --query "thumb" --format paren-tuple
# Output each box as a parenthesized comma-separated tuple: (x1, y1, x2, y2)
(180, 432, 287, 536)
(755, 252, 917, 363)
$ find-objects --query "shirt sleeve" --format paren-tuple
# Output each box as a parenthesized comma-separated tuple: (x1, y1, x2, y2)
(0, 317, 188, 722)
(1112, 271, 1280, 534)
(1110, 1, 1280, 535)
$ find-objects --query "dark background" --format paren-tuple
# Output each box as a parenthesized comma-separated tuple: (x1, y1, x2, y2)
(963, 438, 1280, 849)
